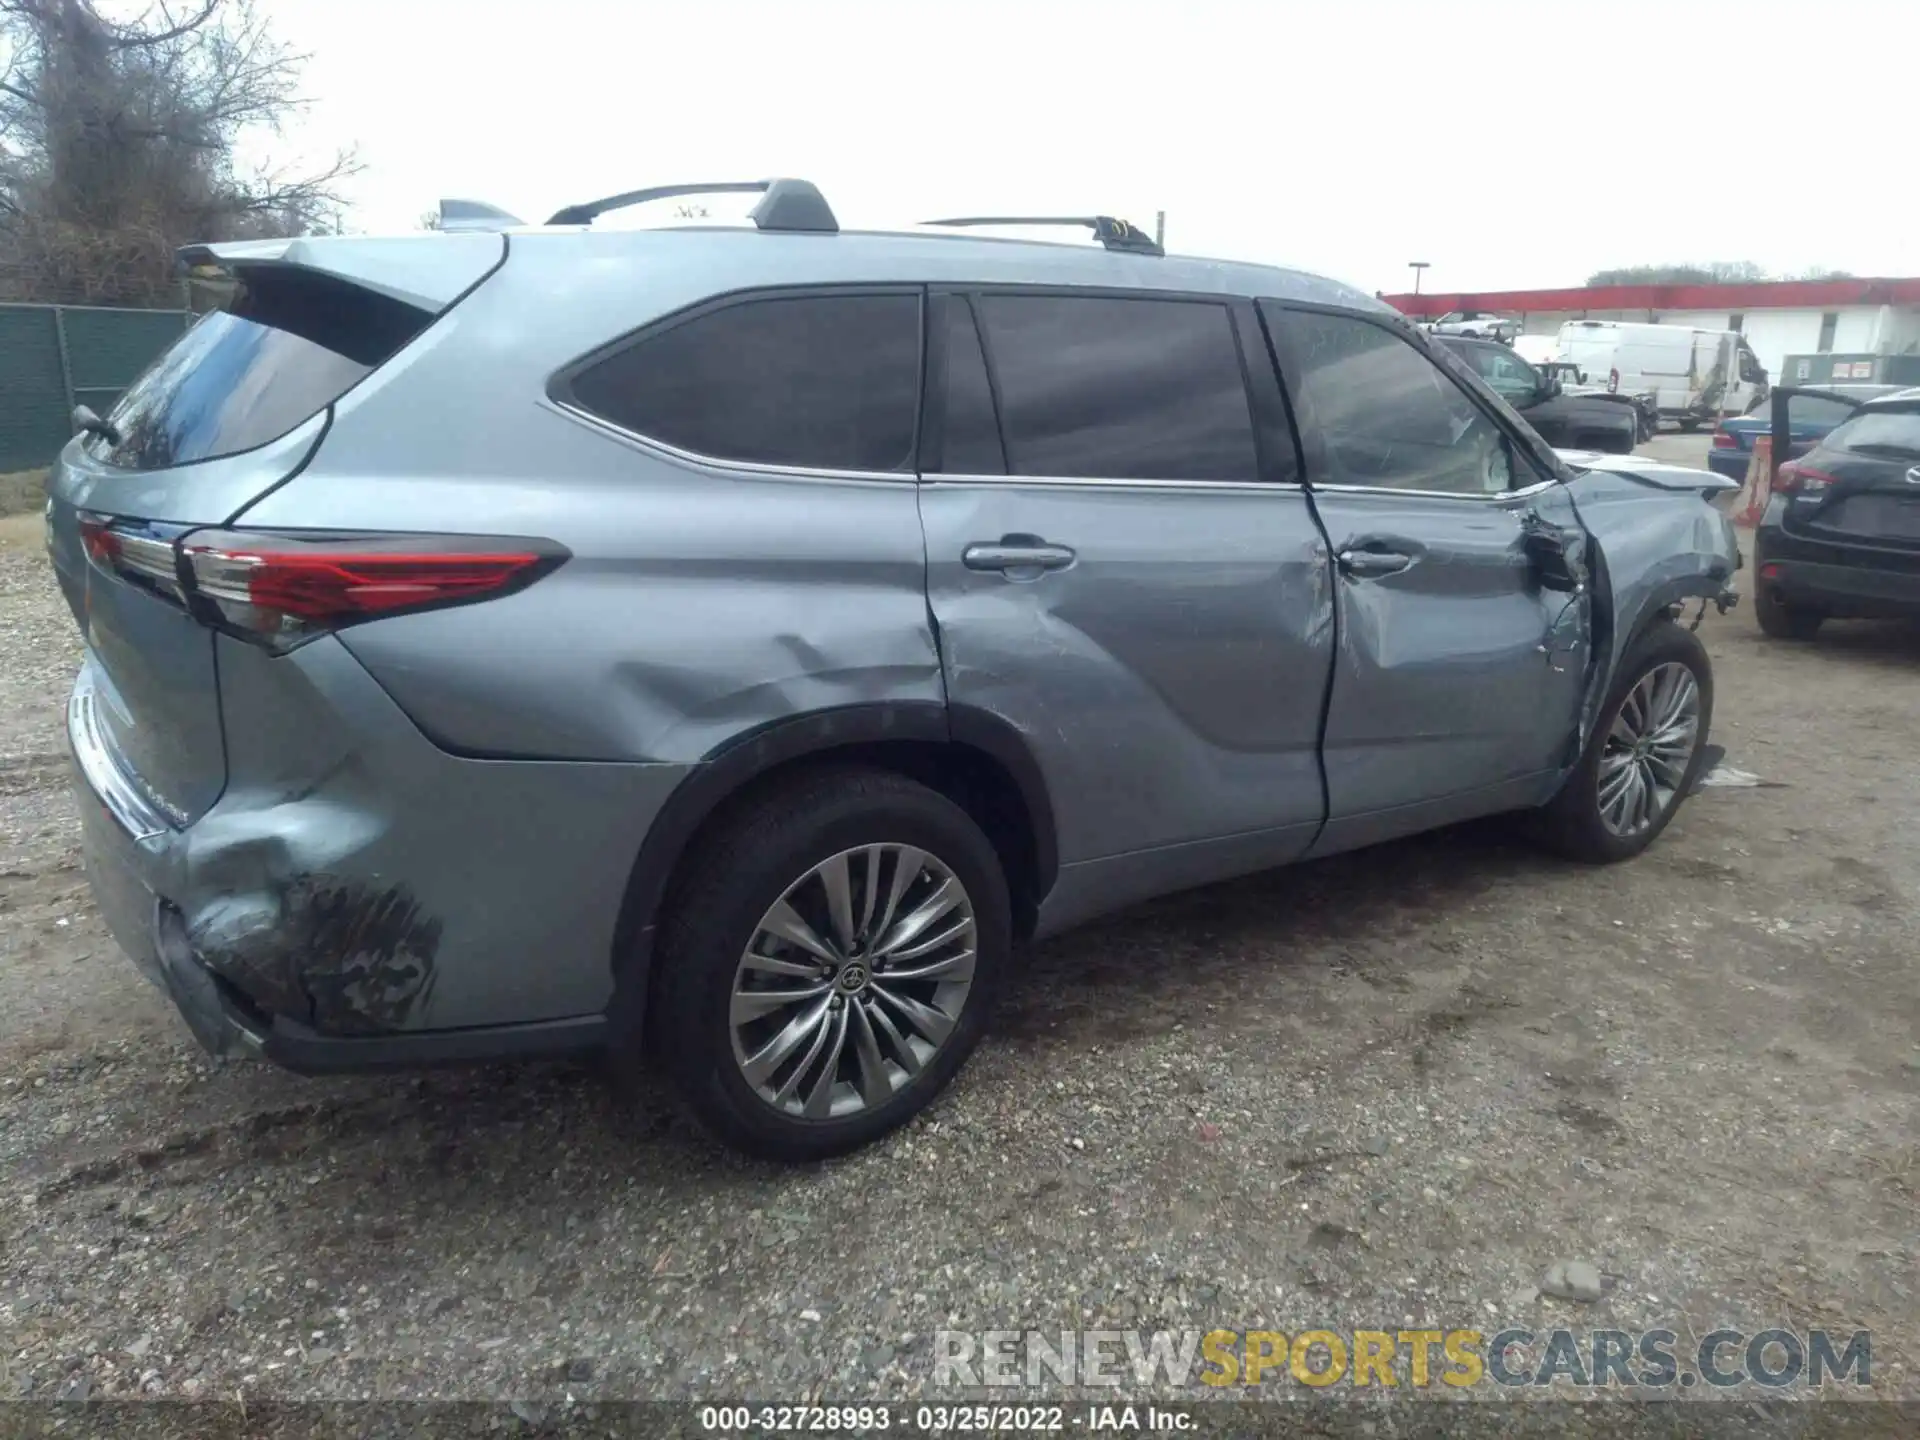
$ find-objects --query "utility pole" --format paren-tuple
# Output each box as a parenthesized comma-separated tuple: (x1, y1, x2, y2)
(1154, 211, 1165, 249)
(1408, 261, 1430, 295)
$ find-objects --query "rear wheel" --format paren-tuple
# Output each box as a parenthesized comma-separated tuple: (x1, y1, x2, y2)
(1532, 620, 1713, 863)
(638, 767, 1010, 1162)
(1677, 417, 1702, 432)
(1755, 586, 1824, 640)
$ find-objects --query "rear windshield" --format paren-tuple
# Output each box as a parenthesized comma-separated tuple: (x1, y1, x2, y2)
(91, 266, 431, 471)
(1828, 409, 1920, 458)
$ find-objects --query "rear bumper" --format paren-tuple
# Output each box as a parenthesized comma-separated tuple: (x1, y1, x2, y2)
(75, 711, 610, 1072)
(69, 643, 683, 1071)
(1753, 520, 1920, 618)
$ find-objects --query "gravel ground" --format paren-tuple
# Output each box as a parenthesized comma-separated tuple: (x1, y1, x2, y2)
(2, 450, 1916, 1429)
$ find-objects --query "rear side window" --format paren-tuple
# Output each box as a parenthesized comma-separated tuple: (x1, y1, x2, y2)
(1828, 409, 1920, 457)
(569, 292, 922, 473)
(970, 294, 1258, 482)
(94, 267, 430, 471)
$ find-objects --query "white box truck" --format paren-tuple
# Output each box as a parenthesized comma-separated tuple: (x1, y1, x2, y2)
(1556, 321, 1769, 429)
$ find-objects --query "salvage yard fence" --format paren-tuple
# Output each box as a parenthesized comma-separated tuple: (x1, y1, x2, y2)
(0, 302, 193, 474)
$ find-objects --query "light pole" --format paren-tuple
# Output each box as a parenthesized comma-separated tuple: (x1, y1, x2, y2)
(1408, 261, 1430, 295)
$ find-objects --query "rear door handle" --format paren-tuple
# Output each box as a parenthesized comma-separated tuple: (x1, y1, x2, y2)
(963, 538, 1077, 575)
(1337, 548, 1412, 578)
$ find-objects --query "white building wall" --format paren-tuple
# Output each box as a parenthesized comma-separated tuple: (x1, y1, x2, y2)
(1832, 310, 1879, 352)
(1883, 307, 1920, 355)
(1487, 304, 1920, 373)
(1739, 313, 1825, 376)
(1655, 309, 1734, 331)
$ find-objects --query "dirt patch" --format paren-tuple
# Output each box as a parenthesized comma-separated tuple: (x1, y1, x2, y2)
(0, 468, 47, 518)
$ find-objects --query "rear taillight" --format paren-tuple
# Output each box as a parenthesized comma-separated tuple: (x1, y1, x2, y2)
(79, 517, 565, 651)
(1774, 462, 1838, 497)
(1711, 429, 1738, 449)
(179, 531, 565, 649)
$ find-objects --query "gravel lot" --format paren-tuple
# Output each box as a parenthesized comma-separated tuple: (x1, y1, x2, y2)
(2, 446, 1916, 1425)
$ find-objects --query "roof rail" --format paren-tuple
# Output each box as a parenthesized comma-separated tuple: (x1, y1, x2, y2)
(544, 178, 838, 233)
(922, 214, 1163, 256)
(437, 198, 526, 233)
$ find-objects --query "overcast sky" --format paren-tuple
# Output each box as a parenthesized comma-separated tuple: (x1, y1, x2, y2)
(264, 0, 1918, 296)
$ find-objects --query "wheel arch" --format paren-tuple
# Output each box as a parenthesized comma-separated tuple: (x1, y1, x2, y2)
(608, 702, 1058, 1022)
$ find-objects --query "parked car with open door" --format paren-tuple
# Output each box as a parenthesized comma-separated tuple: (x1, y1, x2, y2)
(1706, 385, 1906, 482)
(1753, 387, 1920, 638)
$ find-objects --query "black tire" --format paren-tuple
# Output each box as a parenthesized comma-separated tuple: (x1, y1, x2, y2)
(1755, 586, 1824, 640)
(1532, 619, 1714, 864)
(634, 766, 1010, 1162)
(1677, 417, 1702, 432)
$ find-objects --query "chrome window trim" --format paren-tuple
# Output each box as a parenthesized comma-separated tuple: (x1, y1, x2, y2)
(555, 399, 1553, 503)
(1309, 477, 1562, 503)
(548, 398, 917, 487)
(920, 471, 1303, 494)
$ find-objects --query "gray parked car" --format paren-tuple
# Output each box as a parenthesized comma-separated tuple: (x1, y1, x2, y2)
(51, 180, 1742, 1160)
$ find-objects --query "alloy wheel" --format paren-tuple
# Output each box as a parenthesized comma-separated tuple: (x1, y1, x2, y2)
(1597, 661, 1702, 837)
(729, 845, 977, 1120)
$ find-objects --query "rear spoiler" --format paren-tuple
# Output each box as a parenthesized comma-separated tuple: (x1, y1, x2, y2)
(176, 232, 507, 312)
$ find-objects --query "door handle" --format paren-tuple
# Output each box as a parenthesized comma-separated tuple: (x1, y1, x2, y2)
(1336, 548, 1412, 578)
(963, 538, 1077, 574)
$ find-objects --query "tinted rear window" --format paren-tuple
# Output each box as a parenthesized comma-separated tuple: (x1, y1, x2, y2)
(972, 294, 1258, 482)
(94, 267, 431, 471)
(1828, 409, 1920, 456)
(569, 292, 922, 473)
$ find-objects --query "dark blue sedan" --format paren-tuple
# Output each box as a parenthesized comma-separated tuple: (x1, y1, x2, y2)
(1708, 386, 1904, 480)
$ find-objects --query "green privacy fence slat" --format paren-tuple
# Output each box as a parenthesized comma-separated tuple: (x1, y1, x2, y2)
(0, 303, 190, 473)
(0, 306, 71, 476)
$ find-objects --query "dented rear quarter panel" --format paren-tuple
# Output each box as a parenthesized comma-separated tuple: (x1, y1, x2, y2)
(184, 636, 686, 1031)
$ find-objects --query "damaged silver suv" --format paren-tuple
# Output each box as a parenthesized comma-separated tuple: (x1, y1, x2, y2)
(52, 179, 1741, 1161)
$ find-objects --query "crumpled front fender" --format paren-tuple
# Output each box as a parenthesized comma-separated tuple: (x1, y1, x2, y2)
(1563, 466, 1741, 742)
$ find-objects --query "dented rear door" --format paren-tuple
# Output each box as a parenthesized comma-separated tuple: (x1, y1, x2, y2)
(917, 290, 1334, 896)
(1264, 304, 1591, 854)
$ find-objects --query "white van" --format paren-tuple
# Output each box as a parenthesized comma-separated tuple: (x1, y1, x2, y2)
(1556, 321, 1768, 428)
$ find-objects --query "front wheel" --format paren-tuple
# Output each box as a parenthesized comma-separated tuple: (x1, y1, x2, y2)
(639, 767, 1011, 1162)
(1532, 620, 1714, 863)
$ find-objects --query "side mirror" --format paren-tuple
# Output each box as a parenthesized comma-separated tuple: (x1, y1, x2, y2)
(1522, 520, 1586, 594)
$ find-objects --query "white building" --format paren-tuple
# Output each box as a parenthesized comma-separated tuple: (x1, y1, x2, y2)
(1388, 278, 1920, 387)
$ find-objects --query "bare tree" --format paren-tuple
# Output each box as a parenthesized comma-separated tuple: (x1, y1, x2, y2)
(0, 0, 358, 305)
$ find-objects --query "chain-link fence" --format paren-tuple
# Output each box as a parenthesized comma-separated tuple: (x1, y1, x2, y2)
(0, 302, 191, 473)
